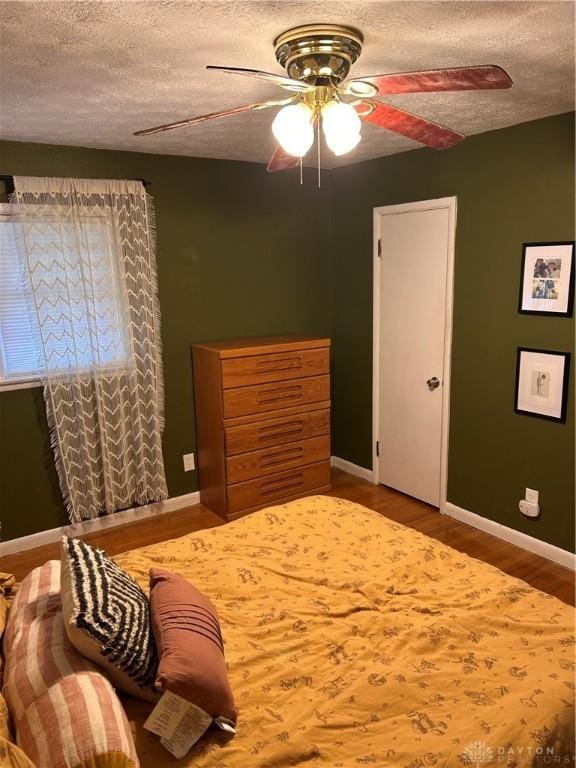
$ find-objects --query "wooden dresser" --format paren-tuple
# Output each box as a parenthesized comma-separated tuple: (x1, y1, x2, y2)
(191, 336, 331, 521)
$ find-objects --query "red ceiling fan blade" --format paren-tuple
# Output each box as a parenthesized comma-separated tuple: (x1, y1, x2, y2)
(207, 65, 313, 93)
(134, 100, 287, 136)
(348, 65, 513, 95)
(267, 145, 300, 173)
(360, 101, 465, 149)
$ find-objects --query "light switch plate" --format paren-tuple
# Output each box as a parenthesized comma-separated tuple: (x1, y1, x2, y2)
(183, 453, 195, 472)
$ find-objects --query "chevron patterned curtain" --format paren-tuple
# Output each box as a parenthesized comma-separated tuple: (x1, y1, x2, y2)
(11, 176, 167, 521)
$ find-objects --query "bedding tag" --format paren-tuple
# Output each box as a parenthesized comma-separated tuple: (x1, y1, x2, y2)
(144, 690, 213, 758)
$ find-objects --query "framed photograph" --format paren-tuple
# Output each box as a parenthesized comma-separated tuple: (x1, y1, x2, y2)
(519, 241, 574, 316)
(515, 348, 570, 422)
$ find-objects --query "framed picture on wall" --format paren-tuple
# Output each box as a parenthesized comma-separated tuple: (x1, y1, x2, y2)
(515, 348, 570, 422)
(519, 241, 574, 316)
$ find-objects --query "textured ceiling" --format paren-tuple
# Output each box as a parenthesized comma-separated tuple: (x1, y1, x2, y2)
(0, 1, 574, 168)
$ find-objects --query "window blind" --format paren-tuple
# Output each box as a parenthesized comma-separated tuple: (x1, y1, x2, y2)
(0, 212, 40, 379)
(0, 207, 130, 382)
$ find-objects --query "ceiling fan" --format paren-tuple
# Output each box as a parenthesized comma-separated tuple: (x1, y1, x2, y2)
(134, 24, 513, 172)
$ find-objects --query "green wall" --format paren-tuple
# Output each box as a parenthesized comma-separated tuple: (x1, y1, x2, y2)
(0, 142, 331, 540)
(1, 113, 574, 552)
(331, 112, 574, 552)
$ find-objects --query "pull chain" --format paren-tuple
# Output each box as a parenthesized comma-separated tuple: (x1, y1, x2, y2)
(300, 156, 303, 185)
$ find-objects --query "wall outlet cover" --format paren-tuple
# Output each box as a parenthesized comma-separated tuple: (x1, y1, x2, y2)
(525, 488, 539, 503)
(183, 453, 195, 472)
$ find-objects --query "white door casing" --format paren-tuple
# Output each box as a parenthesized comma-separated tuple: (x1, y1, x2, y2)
(372, 197, 456, 508)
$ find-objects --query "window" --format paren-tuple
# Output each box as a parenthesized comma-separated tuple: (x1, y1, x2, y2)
(0, 205, 131, 386)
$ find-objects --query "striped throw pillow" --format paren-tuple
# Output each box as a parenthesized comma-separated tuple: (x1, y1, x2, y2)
(3, 560, 139, 768)
(60, 537, 158, 701)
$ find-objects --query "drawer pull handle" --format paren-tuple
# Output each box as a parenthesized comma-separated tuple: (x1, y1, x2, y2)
(257, 386, 303, 404)
(260, 472, 303, 492)
(255, 356, 303, 372)
(260, 447, 303, 467)
(261, 479, 304, 497)
(258, 419, 303, 434)
(257, 427, 303, 443)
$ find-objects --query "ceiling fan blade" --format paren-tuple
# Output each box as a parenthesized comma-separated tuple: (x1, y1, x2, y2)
(134, 99, 289, 136)
(347, 65, 513, 95)
(207, 65, 313, 93)
(267, 145, 300, 173)
(360, 101, 465, 149)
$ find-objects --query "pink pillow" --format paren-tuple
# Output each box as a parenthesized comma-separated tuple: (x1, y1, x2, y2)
(149, 568, 237, 723)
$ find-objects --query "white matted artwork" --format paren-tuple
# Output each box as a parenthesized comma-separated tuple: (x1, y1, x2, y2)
(519, 241, 574, 316)
(515, 348, 570, 422)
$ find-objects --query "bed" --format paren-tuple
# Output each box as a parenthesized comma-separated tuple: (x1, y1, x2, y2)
(114, 495, 575, 767)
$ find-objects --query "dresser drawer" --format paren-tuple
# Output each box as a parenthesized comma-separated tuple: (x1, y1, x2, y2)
(227, 461, 331, 514)
(226, 435, 330, 484)
(225, 407, 330, 456)
(222, 375, 330, 419)
(221, 347, 329, 389)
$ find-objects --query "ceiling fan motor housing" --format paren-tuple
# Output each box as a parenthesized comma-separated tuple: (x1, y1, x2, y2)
(274, 24, 363, 85)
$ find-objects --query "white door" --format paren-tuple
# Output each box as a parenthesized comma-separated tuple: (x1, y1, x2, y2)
(375, 200, 454, 506)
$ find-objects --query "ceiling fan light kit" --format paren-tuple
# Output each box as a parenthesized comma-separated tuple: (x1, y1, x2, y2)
(134, 22, 513, 175)
(271, 102, 314, 157)
(321, 100, 362, 156)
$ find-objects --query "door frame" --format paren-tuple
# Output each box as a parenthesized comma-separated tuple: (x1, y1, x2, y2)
(372, 196, 457, 512)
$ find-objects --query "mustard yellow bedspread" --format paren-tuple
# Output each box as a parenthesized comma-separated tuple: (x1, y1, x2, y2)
(115, 496, 575, 768)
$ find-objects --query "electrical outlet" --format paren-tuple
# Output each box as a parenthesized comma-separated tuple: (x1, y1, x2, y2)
(183, 453, 195, 472)
(525, 488, 539, 504)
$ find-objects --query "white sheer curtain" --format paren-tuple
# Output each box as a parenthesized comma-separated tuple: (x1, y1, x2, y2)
(11, 176, 167, 521)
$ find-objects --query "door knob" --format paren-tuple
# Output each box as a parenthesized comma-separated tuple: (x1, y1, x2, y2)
(426, 377, 440, 390)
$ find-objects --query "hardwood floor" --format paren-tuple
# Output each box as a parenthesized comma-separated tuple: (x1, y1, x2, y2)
(2, 469, 574, 605)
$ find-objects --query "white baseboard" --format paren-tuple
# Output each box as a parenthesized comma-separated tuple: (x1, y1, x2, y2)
(331, 455, 374, 483)
(442, 501, 575, 571)
(0, 491, 200, 557)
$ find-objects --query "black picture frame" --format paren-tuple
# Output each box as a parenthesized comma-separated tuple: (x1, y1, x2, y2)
(518, 241, 575, 317)
(514, 347, 571, 423)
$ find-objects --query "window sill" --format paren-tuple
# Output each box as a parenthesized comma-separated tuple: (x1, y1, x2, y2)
(0, 378, 42, 392)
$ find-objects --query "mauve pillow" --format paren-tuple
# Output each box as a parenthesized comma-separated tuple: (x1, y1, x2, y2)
(149, 569, 237, 723)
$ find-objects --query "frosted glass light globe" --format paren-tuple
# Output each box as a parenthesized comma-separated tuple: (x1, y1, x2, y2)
(272, 103, 314, 157)
(325, 129, 361, 156)
(322, 100, 361, 135)
(321, 100, 362, 156)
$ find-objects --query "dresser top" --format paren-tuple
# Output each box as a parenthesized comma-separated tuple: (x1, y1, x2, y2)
(192, 335, 330, 359)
